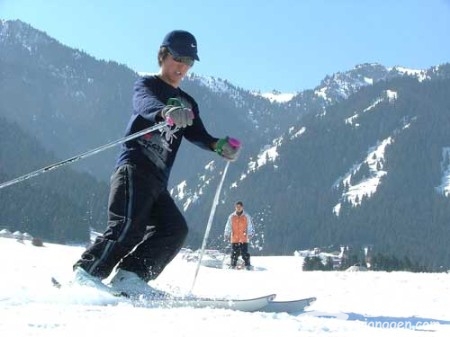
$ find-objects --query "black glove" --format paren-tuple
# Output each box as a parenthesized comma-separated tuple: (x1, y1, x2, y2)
(161, 105, 194, 128)
(215, 136, 241, 161)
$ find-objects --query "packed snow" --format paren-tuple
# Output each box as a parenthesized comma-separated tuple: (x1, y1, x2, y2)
(1, 237, 450, 336)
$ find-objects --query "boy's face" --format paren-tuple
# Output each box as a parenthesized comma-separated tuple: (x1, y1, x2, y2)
(159, 54, 192, 88)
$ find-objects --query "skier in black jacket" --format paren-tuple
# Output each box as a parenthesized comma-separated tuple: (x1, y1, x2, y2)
(72, 30, 241, 297)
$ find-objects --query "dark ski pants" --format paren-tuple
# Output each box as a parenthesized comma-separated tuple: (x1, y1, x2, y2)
(74, 164, 188, 282)
(230, 242, 250, 267)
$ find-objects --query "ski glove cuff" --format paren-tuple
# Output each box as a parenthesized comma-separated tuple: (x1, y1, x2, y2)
(161, 105, 194, 128)
(215, 137, 241, 161)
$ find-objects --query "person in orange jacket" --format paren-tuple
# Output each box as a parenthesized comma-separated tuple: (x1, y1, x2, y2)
(224, 201, 255, 270)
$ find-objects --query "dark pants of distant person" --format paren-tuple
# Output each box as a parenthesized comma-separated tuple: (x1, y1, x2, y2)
(74, 164, 188, 281)
(231, 242, 250, 267)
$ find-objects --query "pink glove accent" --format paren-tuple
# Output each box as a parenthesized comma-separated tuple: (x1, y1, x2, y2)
(227, 137, 241, 149)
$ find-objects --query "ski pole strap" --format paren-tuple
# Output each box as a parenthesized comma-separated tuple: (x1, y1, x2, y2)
(0, 122, 167, 190)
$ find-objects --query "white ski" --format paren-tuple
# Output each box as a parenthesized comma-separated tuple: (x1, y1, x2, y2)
(263, 296, 317, 313)
(52, 276, 275, 312)
(51, 277, 315, 313)
(135, 293, 276, 312)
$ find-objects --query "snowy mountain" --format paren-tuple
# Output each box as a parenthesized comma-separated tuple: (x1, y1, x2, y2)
(312, 63, 425, 104)
(1, 236, 450, 337)
(175, 66, 450, 270)
(0, 19, 135, 178)
(1, 19, 450, 269)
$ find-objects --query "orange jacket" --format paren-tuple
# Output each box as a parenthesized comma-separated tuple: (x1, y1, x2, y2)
(224, 211, 254, 243)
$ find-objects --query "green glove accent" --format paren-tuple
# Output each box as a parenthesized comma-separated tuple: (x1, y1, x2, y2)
(215, 138, 228, 156)
(167, 98, 183, 107)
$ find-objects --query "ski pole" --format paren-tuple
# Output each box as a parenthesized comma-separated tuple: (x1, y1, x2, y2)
(0, 122, 166, 190)
(190, 160, 231, 293)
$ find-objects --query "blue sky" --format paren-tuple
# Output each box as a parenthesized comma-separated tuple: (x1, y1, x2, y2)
(1, 0, 450, 92)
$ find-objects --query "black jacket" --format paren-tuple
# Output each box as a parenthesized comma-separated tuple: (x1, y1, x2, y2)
(116, 75, 217, 182)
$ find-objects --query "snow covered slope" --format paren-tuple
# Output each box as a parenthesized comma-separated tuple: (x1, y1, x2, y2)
(1, 237, 450, 336)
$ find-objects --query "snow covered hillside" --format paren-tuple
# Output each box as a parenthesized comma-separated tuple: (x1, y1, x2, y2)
(1, 237, 450, 336)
